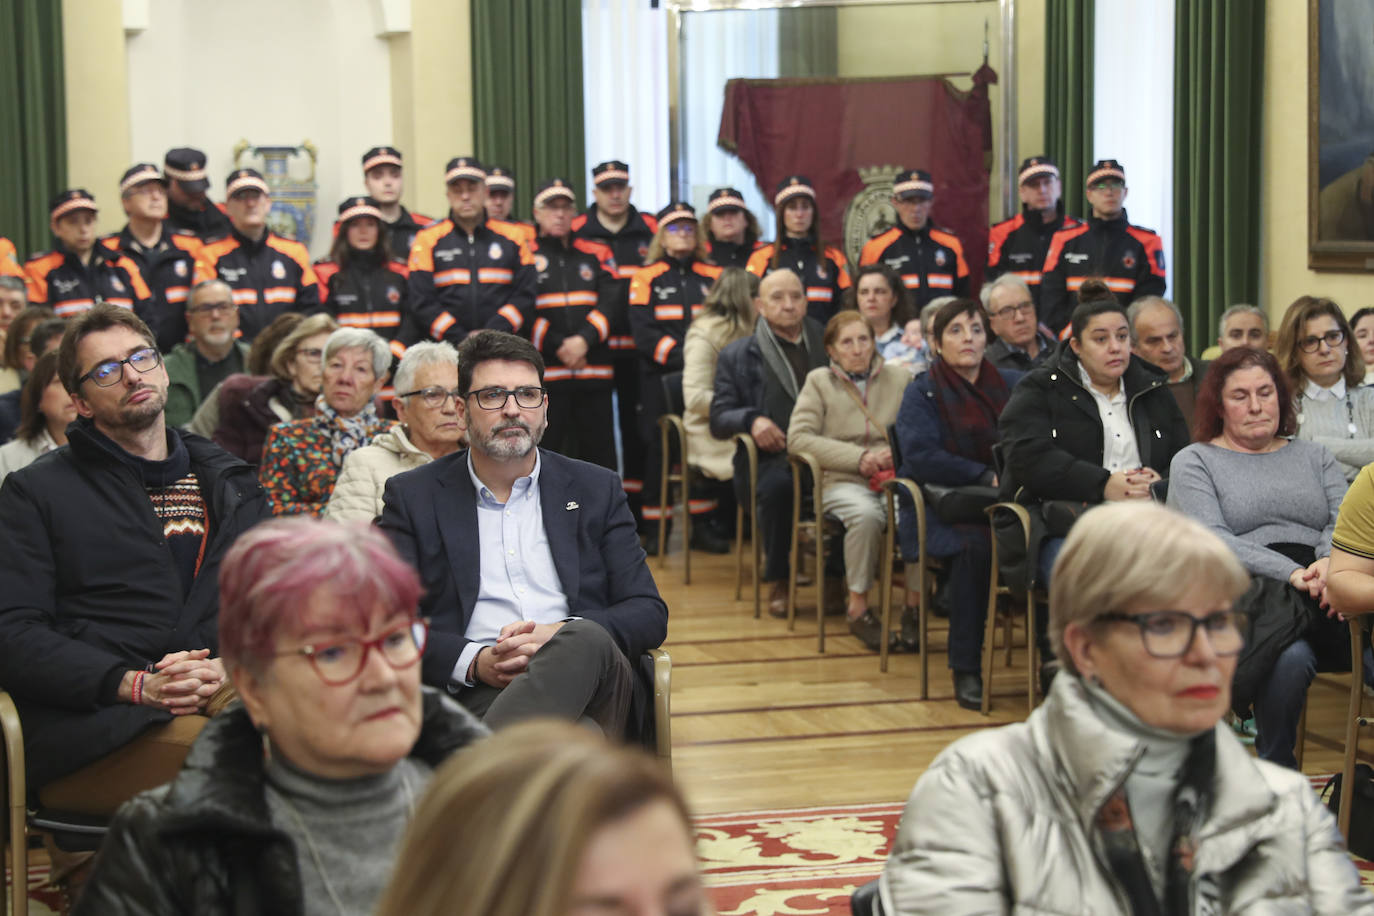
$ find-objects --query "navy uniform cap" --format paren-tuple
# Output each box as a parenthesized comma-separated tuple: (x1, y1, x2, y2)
(362, 146, 403, 173)
(892, 169, 934, 200)
(50, 189, 98, 221)
(1086, 159, 1127, 186)
(225, 168, 270, 197)
(592, 161, 630, 187)
(706, 187, 748, 214)
(164, 147, 210, 192)
(337, 196, 385, 224)
(486, 167, 516, 192)
(1018, 156, 1059, 185)
(533, 178, 576, 208)
(445, 157, 486, 184)
(773, 175, 815, 208)
(119, 163, 166, 196)
(656, 201, 697, 227)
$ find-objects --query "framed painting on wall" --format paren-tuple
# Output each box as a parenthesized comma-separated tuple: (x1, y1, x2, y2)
(1310, 0, 1374, 270)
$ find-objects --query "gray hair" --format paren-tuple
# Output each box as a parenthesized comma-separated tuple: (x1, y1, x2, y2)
(393, 341, 458, 395)
(1218, 303, 1267, 340)
(979, 273, 1030, 311)
(921, 297, 955, 338)
(1048, 502, 1248, 677)
(324, 327, 392, 379)
(187, 278, 232, 309)
(0, 276, 26, 298)
(1126, 295, 1183, 345)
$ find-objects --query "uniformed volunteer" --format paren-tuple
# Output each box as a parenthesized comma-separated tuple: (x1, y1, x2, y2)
(858, 168, 969, 308)
(361, 146, 432, 262)
(163, 147, 232, 240)
(483, 166, 536, 247)
(985, 156, 1083, 311)
(314, 196, 411, 360)
(704, 187, 763, 269)
(747, 175, 851, 323)
(24, 189, 152, 321)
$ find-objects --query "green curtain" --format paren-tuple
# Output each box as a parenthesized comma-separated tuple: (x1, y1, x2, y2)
(0, 0, 66, 260)
(1044, 0, 1094, 206)
(472, 0, 585, 221)
(1173, 0, 1264, 353)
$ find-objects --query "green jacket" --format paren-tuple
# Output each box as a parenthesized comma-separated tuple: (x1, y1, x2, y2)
(163, 341, 249, 429)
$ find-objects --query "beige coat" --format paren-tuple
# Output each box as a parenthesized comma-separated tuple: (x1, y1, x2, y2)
(324, 426, 433, 523)
(786, 358, 910, 488)
(683, 313, 751, 480)
(880, 674, 1374, 915)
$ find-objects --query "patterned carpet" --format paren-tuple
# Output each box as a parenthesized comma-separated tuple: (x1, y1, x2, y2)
(696, 779, 1374, 916)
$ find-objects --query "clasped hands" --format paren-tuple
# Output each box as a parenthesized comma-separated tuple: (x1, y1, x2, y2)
(1103, 467, 1161, 501)
(1290, 557, 1336, 615)
(124, 649, 225, 715)
(469, 620, 566, 688)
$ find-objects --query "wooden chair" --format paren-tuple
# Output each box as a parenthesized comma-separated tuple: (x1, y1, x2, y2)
(731, 433, 762, 618)
(786, 451, 838, 652)
(647, 648, 674, 774)
(1338, 616, 1372, 840)
(877, 476, 944, 691)
(981, 501, 1047, 715)
(655, 372, 692, 583)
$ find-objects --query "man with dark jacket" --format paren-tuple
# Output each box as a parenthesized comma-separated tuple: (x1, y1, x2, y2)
(163, 280, 250, 428)
(711, 269, 828, 616)
(0, 304, 267, 810)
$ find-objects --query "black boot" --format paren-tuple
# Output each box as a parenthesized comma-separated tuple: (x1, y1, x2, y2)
(896, 605, 920, 652)
(953, 670, 983, 710)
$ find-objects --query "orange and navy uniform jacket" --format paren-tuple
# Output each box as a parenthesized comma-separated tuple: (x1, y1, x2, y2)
(529, 236, 618, 388)
(1039, 210, 1167, 336)
(708, 237, 764, 270)
(195, 229, 321, 341)
(747, 237, 851, 324)
(985, 206, 1084, 312)
(858, 223, 969, 307)
(571, 205, 659, 358)
(630, 256, 723, 374)
(503, 220, 537, 249)
(100, 224, 204, 352)
(384, 206, 432, 262)
(24, 243, 152, 320)
(0, 237, 28, 291)
(167, 199, 231, 242)
(407, 215, 536, 343)
(313, 254, 411, 359)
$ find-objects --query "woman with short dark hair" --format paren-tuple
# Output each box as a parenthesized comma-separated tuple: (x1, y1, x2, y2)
(0, 351, 76, 480)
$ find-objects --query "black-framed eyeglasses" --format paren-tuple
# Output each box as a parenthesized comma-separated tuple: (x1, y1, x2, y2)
(398, 385, 463, 408)
(991, 301, 1035, 320)
(278, 618, 429, 686)
(187, 300, 237, 316)
(79, 346, 162, 388)
(1095, 609, 1248, 659)
(466, 385, 547, 410)
(1298, 329, 1346, 353)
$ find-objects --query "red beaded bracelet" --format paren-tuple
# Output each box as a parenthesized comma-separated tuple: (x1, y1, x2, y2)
(131, 670, 144, 706)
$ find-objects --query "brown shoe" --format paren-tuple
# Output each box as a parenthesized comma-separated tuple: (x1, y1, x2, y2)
(847, 609, 884, 652)
(767, 582, 788, 618)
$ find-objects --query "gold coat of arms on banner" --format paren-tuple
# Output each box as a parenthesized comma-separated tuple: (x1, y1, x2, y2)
(842, 165, 902, 269)
(232, 140, 319, 246)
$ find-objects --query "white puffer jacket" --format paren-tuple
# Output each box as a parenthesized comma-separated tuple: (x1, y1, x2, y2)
(323, 425, 429, 523)
(880, 674, 1374, 915)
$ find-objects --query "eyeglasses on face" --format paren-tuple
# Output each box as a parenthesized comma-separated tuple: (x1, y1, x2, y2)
(1089, 179, 1126, 192)
(466, 385, 547, 410)
(80, 346, 162, 388)
(280, 617, 429, 687)
(187, 300, 237, 316)
(1095, 609, 1247, 659)
(1298, 329, 1346, 353)
(295, 347, 324, 361)
(665, 223, 697, 235)
(991, 301, 1035, 320)
(398, 385, 463, 408)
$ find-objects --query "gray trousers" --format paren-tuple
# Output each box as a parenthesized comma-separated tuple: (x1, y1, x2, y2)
(821, 480, 887, 595)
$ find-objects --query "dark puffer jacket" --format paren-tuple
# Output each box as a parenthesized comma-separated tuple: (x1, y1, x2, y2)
(998, 342, 1190, 504)
(75, 691, 488, 916)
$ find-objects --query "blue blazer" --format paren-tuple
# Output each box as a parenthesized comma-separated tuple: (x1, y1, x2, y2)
(378, 448, 668, 688)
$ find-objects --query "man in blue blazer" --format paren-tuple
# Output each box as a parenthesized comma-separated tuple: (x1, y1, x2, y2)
(378, 330, 667, 737)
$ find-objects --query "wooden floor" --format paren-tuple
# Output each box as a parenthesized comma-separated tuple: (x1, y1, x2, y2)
(653, 544, 1368, 816)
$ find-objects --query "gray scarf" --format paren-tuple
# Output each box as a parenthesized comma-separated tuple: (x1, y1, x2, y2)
(755, 318, 812, 400)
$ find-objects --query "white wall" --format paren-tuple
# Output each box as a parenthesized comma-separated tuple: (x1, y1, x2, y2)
(125, 0, 394, 259)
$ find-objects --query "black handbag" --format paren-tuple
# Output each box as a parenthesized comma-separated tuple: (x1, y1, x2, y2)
(921, 483, 999, 526)
(1323, 764, 1374, 860)
(1230, 576, 1319, 717)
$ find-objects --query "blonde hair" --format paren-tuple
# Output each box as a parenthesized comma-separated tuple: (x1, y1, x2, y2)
(267, 312, 339, 382)
(1049, 502, 1249, 675)
(646, 218, 709, 264)
(374, 720, 694, 916)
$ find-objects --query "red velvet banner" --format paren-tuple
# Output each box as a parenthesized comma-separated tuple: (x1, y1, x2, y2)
(719, 67, 995, 287)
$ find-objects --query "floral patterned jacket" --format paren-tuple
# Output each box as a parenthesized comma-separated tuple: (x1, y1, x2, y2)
(259, 415, 392, 516)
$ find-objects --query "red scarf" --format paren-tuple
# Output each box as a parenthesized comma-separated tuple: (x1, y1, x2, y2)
(929, 358, 1010, 467)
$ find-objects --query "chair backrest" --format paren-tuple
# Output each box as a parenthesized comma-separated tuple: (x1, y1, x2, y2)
(661, 371, 685, 416)
(887, 423, 903, 470)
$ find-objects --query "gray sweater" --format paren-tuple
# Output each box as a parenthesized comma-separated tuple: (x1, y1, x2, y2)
(265, 753, 432, 916)
(1295, 385, 1374, 481)
(1167, 439, 1347, 582)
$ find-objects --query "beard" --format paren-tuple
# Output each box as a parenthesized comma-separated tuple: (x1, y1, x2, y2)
(102, 385, 167, 432)
(470, 415, 546, 460)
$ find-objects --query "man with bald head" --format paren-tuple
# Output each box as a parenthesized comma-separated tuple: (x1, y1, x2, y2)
(1129, 295, 1205, 434)
(710, 269, 828, 616)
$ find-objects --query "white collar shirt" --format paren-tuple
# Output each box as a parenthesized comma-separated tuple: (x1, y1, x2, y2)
(1078, 363, 1142, 473)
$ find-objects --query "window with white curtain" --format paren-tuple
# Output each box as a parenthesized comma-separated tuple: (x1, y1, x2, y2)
(1094, 0, 1175, 299)
(581, 0, 671, 216)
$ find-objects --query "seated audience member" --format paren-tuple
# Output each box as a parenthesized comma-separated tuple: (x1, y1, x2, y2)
(999, 281, 1190, 588)
(378, 331, 666, 737)
(982, 273, 1054, 372)
(704, 186, 763, 269)
(1277, 295, 1374, 481)
(711, 269, 829, 617)
(376, 721, 705, 916)
(208, 313, 338, 462)
(76, 517, 488, 915)
(747, 175, 851, 324)
(788, 310, 911, 650)
(0, 351, 76, 480)
(260, 327, 391, 515)
(327, 341, 461, 522)
(1351, 306, 1374, 385)
(1217, 302, 1269, 352)
(899, 314, 929, 376)
(0, 313, 64, 443)
(314, 196, 411, 360)
(1128, 295, 1205, 433)
(162, 280, 249, 428)
(1167, 347, 1349, 768)
(879, 502, 1374, 915)
(846, 264, 919, 372)
(0, 305, 266, 816)
(1329, 456, 1374, 617)
(0, 303, 51, 392)
(896, 298, 1023, 708)
(0, 275, 27, 390)
(682, 267, 757, 541)
(188, 311, 308, 440)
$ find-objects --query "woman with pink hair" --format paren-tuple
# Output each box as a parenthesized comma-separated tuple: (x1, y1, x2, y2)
(76, 517, 488, 915)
